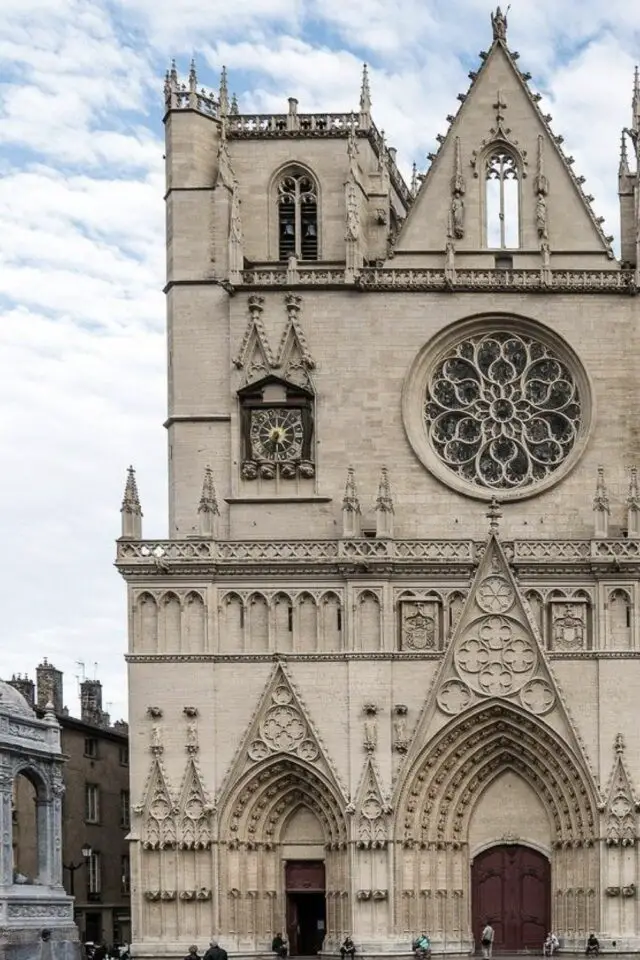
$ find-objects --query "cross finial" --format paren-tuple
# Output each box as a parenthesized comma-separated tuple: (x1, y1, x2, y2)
(491, 5, 509, 41)
(486, 496, 502, 534)
(615, 733, 625, 755)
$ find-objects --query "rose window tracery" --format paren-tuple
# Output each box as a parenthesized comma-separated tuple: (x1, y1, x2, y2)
(455, 615, 537, 696)
(423, 331, 583, 493)
(261, 706, 306, 751)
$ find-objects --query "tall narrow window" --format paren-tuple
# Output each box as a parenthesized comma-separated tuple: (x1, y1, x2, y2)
(85, 784, 100, 823)
(88, 850, 102, 896)
(278, 171, 318, 261)
(486, 149, 519, 249)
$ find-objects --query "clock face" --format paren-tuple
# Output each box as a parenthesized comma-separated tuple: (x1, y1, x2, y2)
(249, 408, 304, 462)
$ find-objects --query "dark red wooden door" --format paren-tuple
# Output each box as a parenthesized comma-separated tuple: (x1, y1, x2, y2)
(472, 845, 550, 952)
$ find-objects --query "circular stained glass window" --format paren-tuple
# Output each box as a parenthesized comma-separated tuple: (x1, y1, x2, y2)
(403, 317, 592, 501)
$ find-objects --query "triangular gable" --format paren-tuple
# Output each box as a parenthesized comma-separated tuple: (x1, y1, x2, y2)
(353, 757, 389, 849)
(274, 294, 315, 389)
(217, 662, 347, 803)
(232, 295, 276, 383)
(394, 37, 614, 261)
(176, 756, 214, 850)
(603, 735, 639, 845)
(402, 533, 598, 786)
(133, 737, 177, 850)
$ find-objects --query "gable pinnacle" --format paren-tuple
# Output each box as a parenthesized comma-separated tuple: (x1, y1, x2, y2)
(188, 58, 197, 93)
(627, 466, 640, 538)
(486, 496, 502, 534)
(359, 63, 371, 122)
(230, 92, 239, 115)
(619, 132, 630, 177)
(375, 466, 394, 538)
(593, 465, 610, 538)
(121, 466, 142, 539)
(615, 733, 625, 756)
(490, 5, 509, 41)
(219, 65, 230, 118)
(198, 466, 219, 537)
(342, 466, 361, 538)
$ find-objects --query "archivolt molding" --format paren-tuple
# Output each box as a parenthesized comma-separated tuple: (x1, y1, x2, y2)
(397, 701, 598, 849)
(221, 756, 347, 849)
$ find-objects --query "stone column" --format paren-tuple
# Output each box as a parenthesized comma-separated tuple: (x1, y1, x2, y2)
(0, 782, 13, 885)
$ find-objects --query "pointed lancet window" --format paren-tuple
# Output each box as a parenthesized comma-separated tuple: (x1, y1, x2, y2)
(485, 149, 520, 249)
(277, 169, 318, 261)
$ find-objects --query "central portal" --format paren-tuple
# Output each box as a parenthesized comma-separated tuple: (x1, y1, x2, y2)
(285, 860, 326, 956)
(471, 844, 550, 952)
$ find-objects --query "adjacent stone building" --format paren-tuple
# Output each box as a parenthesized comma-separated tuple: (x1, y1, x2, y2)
(118, 9, 640, 958)
(10, 664, 131, 947)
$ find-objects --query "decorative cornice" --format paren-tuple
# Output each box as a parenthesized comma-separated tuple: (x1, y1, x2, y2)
(235, 266, 635, 293)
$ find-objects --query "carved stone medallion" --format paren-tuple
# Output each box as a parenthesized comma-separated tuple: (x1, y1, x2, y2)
(520, 678, 555, 715)
(437, 679, 474, 715)
(261, 705, 306, 751)
(476, 575, 514, 614)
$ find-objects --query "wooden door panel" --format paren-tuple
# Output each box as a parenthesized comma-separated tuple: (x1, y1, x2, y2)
(472, 845, 550, 952)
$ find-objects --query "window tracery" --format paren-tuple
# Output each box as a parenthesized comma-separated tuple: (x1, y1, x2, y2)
(277, 169, 318, 261)
(423, 329, 584, 495)
(485, 149, 520, 248)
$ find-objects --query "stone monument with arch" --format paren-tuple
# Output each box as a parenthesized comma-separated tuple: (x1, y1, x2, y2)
(0, 680, 79, 959)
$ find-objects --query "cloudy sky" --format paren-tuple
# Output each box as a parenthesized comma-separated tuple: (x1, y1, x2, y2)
(0, 0, 638, 722)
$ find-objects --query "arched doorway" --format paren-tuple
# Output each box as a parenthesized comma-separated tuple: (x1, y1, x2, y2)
(471, 844, 550, 952)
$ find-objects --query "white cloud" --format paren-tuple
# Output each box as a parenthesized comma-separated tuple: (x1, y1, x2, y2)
(1, 0, 637, 721)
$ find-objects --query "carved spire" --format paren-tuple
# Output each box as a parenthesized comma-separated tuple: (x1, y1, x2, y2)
(619, 132, 631, 177)
(121, 466, 142, 539)
(486, 496, 502, 535)
(219, 65, 230, 118)
(375, 466, 394, 538)
(230, 92, 239, 116)
(187, 58, 198, 108)
(490, 5, 508, 41)
(342, 466, 361, 538)
(593, 465, 610, 538)
(627, 466, 640, 538)
(615, 732, 625, 756)
(359, 64, 371, 130)
(633, 65, 640, 136)
(198, 466, 219, 538)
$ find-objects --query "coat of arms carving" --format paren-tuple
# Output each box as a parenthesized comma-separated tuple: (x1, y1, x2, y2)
(400, 601, 440, 650)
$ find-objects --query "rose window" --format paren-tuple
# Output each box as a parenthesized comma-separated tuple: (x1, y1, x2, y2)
(421, 329, 585, 495)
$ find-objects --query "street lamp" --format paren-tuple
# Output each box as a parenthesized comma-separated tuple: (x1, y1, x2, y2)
(63, 845, 92, 897)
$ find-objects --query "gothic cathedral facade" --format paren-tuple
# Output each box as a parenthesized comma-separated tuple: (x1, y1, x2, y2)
(118, 10, 640, 958)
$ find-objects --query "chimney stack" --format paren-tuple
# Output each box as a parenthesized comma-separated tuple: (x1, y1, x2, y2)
(36, 659, 64, 714)
(8, 675, 35, 709)
(80, 678, 109, 728)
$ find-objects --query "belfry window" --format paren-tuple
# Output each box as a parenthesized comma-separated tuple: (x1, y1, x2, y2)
(278, 170, 318, 260)
(485, 149, 519, 249)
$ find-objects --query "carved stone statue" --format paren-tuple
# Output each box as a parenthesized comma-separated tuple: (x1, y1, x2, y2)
(451, 194, 465, 239)
(363, 704, 378, 752)
(491, 6, 508, 40)
(536, 193, 548, 240)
